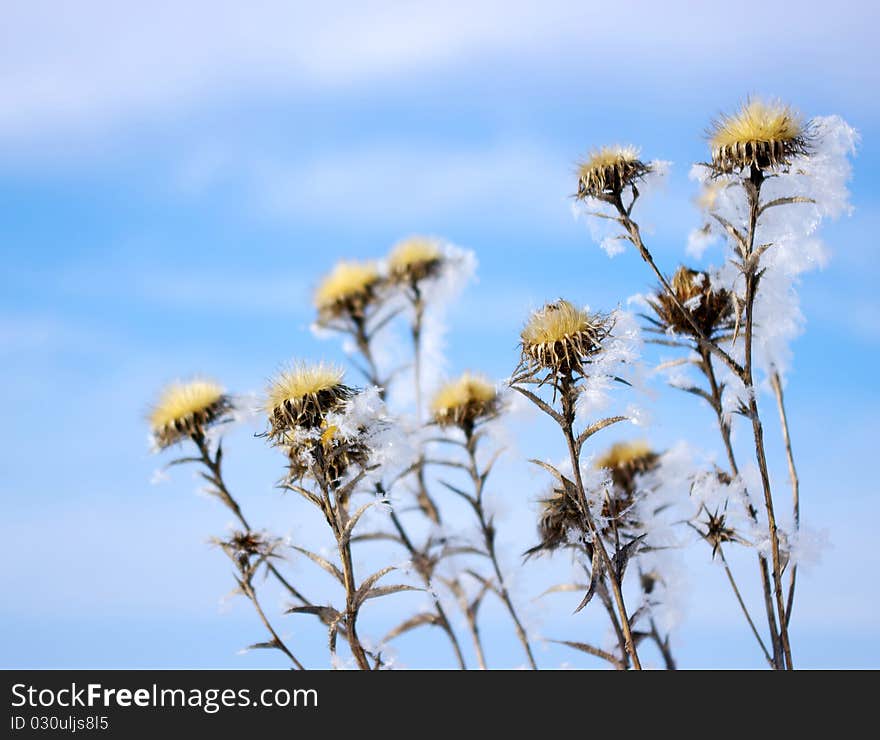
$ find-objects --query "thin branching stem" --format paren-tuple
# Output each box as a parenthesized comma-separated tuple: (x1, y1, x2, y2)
(557, 376, 643, 670)
(698, 348, 783, 667)
(770, 368, 800, 629)
(742, 169, 793, 669)
(462, 425, 538, 670)
(238, 573, 306, 670)
(352, 318, 467, 669)
(190, 433, 312, 607)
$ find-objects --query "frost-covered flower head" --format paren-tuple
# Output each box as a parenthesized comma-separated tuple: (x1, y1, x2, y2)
(526, 485, 584, 557)
(647, 266, 733, 339)
(431, 372, 499, 430)
(576, 145, 652, 199)
(387, 236, 445, 286)
(264, 362, 350, 440)
(519, 300, 614, 377)
(149, 378, 232, 449)
(314, 259, 382, 324)
(708, 98, 810, 175)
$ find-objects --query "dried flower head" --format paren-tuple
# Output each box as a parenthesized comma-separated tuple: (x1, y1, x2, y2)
(215, 530, 281, 571)
(315, 260, 382, 322)
(647, 266, 733, 339)
(526, 486, 584, 556)
(388, 236, 444, 285)
(520, 300, 612, 376)
(431, 372, 499, 429)
(702, 510, 738, 558)
(576, 145, 652, 199)
(285, 422, 371, 485)
(709, 99, 809, 174)
(149, 378, 231, 449)
(596, 441, 659, 498)
(265, 362, 350, 439)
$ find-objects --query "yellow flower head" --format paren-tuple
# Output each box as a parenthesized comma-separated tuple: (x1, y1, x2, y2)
(431, 372, 499, 428)
(520, 300, 612, 375)
(314, 260, 381, 321)
(265, 362, 349, 438)
(149, 378, 230, 449)
(388, 236, 444, 284)
(709, 99, 808, 173)
(576, 145, 651, 199)
(596, 441, 659, 497)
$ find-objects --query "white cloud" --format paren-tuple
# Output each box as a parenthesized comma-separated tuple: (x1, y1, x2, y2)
(1, 0, 875, 148)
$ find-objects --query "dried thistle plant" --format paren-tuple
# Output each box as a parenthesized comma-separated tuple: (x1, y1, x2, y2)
(264, 362, 418, 670)
(511, 299, 644, 669)
(573, 97, 834, 670)
(148, 378, 318, 665)
(428, 373, 537, 669)
(144, 96, 854, 670)
(529, 439, 676, 670)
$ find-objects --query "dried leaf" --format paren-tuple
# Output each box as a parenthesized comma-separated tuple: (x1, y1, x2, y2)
(534, 583, 588, 601)
(285, 604, 341, 623)
(359, 584, 422, 605)
(292, 546, 344, 584)
(510, 385, 563, 423)
(576, 415, 628, 447)
(245, 640, 278, 651)
(341, 499, 386, 545)
(574, 546, 604, 613)
(352, 564, 398, 607)
(382, 612, 440, 643)
(612, 535, 646, 582)
(549, 639, 622, 668)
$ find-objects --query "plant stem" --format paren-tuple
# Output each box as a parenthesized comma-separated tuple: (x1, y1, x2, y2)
(239, 575, 305, 670)
(770, 368, 800, 629)
(386, 506, 468, 670)
(613, 185, 792, 669)
(463, 427, 538, 670)
(699, 349, 783, 667)
(355, 322, 466, 669)
(715, 545, 774, 668)
(191, 433, 312, 607)
(337, 534, 372, 671)
(559, 378, 642, 670)
(742, 170, 793, 669)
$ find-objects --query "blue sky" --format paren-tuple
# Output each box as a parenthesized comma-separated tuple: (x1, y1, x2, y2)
(2, 1, 878, 669)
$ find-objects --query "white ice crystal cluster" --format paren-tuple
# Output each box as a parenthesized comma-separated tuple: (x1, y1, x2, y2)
(575, 308, 645, 420)
(692, 116, 858, 379)
(573, 159, 671, 258)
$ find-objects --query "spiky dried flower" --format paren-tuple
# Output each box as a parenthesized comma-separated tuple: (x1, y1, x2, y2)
(387, 236, 444, 285)
(527, 486, 584, 556)
(265, 362, 351, 440)
(285, 422, 371, 485)
(520, 300, 613, 377)
(215, 530, 282, 571)
(576, 145, 652, 199)
(709, 99, 809, 174)
(647, 266, 733, 339)
(702, 510, 738, 559)
(315, 260, 382, 323)
(149, 378, 231, 449)
(431, 372, 499, 429)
